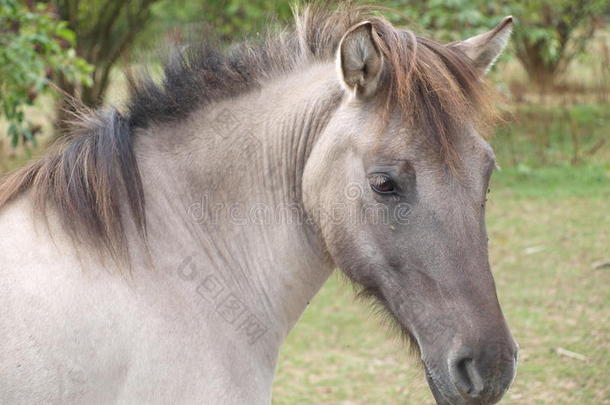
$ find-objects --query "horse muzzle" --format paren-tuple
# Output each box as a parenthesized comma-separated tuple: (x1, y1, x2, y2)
(423, 339, 519, 405)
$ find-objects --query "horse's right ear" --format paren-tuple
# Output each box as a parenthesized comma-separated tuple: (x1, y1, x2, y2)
(449, 16, 513, 74)
(337, 22, 383, 98)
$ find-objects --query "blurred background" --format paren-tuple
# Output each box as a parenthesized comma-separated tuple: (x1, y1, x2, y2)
(0, 0, 608, 403)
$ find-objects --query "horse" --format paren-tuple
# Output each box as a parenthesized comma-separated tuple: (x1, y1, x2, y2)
(0, 5, 518, 405)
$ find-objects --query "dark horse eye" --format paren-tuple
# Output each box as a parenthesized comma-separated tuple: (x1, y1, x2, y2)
(369, 174, 395, 194)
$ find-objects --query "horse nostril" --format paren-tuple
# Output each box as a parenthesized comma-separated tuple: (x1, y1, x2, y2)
(446, 342, 517, 403)
(451, 356, 485, 398)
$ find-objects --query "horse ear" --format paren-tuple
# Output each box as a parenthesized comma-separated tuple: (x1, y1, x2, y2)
(450, 16, 513, 74)
(337, 21, 383, 98)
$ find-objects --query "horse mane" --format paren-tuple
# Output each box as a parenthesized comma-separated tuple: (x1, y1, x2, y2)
(0, 4, 493, 263)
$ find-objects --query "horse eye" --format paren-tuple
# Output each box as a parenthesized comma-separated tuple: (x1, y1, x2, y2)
(369, 174, 395, 194)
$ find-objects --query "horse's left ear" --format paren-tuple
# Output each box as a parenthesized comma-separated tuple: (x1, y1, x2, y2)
(450, 16, 513, 74)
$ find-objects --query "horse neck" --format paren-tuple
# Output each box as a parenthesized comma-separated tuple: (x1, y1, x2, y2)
(135, 62, 342, 345)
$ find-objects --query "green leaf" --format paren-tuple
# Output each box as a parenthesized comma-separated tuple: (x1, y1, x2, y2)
(57, 27, 76, 43)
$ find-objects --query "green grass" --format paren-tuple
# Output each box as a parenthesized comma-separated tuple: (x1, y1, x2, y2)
(492, 164, 610, 198)
(493, 104, 610, 169)
(272, 164, 610, 404)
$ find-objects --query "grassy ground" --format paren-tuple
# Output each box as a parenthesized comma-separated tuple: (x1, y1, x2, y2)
(272, 163, 610, 404)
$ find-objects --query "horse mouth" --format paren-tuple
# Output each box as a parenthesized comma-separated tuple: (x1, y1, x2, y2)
(424, 365, 452, 405)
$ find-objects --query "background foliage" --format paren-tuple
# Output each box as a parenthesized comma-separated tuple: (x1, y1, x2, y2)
(1, 0, 608, 148)
(0, 0, 91, 147)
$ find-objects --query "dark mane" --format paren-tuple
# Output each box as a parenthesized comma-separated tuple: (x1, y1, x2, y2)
(0, 4, 493, 263)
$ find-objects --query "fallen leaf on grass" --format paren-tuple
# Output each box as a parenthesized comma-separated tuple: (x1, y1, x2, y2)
(555, 347, 587, 361)
(524, 245, 546, 255)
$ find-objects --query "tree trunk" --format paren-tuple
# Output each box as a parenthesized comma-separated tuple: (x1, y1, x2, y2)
(51, 0, 159, 137)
